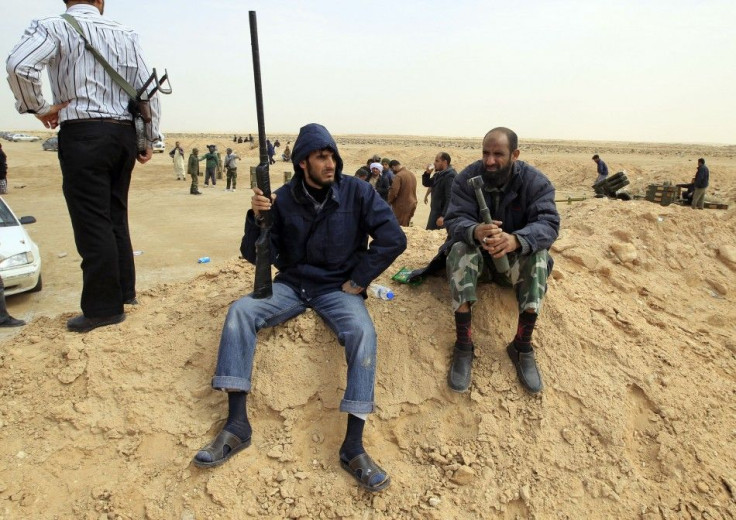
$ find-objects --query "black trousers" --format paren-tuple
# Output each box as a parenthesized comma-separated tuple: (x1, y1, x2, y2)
(58, 121, 137, 318)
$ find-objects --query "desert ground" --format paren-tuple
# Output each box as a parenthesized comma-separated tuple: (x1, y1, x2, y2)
(0, 132, 734, 519)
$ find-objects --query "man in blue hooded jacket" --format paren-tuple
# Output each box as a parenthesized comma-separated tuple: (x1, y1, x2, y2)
(193, 123, 406, 493)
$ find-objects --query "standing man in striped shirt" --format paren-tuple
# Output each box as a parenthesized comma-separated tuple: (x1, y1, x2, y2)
(6, 0, 161, 332)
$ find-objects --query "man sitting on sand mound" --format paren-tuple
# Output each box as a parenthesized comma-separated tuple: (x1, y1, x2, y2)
(192, 123, 406, 492)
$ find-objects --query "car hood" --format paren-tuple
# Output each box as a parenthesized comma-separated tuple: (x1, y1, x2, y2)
(0, 226, 34, 257)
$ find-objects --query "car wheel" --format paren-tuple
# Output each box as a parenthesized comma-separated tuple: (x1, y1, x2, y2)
(30, 273, 43, 293)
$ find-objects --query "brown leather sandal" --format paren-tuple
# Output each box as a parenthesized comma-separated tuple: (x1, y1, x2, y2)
(192, 429, 251, 468)
(340, 453, 391, 492)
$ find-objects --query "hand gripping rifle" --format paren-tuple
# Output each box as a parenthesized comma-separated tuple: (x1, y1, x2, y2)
(249, 11, 273, 298)
(468, 176, 510, 274)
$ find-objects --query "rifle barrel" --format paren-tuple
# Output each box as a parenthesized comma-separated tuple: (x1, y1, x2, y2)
(249, 12, 269, 169)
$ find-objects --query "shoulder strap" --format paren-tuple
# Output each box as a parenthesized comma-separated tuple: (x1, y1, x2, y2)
(60, 13, 138, 100)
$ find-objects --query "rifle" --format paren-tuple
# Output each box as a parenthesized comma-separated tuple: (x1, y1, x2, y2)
(249, 11, 273, 298)
(468, 176, 510, 274)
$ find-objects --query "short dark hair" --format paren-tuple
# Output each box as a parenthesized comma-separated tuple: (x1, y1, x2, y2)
(389, 159, 401, 168)
(592, 154, 600, 160)
(698, 158, 705, 165)
(438, 152, 451, 165)
(484, 127, 518, 153)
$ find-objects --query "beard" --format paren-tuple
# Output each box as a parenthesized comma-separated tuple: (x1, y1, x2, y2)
(304, 162, 334, 189)
(482, 161, 513, 188)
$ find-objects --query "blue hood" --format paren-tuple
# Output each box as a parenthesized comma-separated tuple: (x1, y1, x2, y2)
(291, 123, 343, 179)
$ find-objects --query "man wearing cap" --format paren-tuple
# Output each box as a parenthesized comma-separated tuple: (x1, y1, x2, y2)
(192, 123, 406, 493)
(224, 147, 239, 192)
(201, 145, 219, 187)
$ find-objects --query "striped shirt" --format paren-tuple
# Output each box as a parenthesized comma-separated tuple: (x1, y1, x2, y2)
(6, 4, 160, 141)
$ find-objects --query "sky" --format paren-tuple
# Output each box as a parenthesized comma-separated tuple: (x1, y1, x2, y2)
(1, 0, 735, 144)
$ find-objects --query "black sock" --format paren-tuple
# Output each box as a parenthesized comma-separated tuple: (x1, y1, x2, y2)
(224, 391, 251, 441)
(514, 312, 537, 353)
(454, 311, 473, 351)
(340, 414, 365, 461)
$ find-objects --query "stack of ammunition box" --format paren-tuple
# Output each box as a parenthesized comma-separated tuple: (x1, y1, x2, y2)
(645, 183, 680, 206)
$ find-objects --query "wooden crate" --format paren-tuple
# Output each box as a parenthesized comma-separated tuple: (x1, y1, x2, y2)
(645, 184, 679, 206)
(703, 202, 729, 210)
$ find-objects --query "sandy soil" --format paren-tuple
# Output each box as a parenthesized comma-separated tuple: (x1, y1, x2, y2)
(0, 133, 734, 519)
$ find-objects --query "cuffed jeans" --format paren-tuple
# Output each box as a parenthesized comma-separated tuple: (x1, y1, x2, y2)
(212, 282, 377, 414)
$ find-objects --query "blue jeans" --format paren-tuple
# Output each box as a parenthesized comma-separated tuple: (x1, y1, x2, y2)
(212, 282, 377, 414)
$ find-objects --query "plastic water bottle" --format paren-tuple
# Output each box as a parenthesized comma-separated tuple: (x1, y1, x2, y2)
(368, 284, 394, 300)
(197, 256, 210, 263)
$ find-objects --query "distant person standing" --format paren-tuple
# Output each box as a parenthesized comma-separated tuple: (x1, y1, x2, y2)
(692, 158, 709, 209)
(422, 152, 457, 230)
(169, 141, 186, 180)
(387, 159, 418, 226)
(214, 145, 223, 180)
(224, 148, 239, 192)
(0, 143, 8, 194)
(201, 145, 219, 187)
(267, 139, 276, 164)
(381, 158, 394, 184)
(6, 0, 161, 332)
(592, 154, 608, 184)
(188, 148, 202, 195)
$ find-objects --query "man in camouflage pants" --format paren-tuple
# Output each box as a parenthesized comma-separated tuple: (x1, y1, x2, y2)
(444, 127, 559, 394)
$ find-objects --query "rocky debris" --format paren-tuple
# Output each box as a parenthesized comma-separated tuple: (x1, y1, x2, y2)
(610, 242, 638, 263)
(451, 465, 476, 485)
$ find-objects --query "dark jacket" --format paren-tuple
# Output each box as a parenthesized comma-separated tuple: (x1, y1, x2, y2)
(694, 164, 709, 189)
(241, 123, 406, 297)
(375, 172, 392, 201)
(443, 160, 560, 256)
(423, 167, 457, 230)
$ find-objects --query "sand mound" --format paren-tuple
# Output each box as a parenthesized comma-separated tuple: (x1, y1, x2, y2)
(1, 196, 734, 519)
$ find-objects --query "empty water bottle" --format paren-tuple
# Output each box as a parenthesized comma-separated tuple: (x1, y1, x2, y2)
(197, 256, 210, 263)
(368, 283, 394, 300)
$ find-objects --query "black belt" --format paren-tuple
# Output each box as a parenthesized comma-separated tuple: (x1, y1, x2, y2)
(61, 118, 133, 127)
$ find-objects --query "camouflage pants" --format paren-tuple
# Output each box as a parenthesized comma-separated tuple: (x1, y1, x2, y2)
(446, 241, 550, 313)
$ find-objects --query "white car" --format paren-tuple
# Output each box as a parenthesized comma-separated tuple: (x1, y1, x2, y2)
(0, 197, 42, 296)
(10, 133, 41, 142)
(152, 140, 165, 153)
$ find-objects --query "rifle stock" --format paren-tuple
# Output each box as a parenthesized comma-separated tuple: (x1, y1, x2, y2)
(249, 11, 273, 298)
